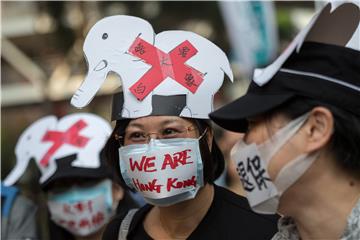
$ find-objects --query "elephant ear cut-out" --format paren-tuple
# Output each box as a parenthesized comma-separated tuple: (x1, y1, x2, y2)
(253, 1, 360, 87)
(305, 3, 360, 48)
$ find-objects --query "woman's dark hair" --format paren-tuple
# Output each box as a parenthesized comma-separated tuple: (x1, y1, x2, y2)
(102, 118, 225, 190)
(195, 119, 225, 183)
(101, 119, 131, 189)
(268, 96, 360, 178)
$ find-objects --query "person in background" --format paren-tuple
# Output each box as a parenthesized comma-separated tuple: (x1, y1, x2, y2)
(1, 183, 39, 240)
(43, 154, 138, 240)
(2, 113, 138, 240)
(217, 130, 245, 196)
(210, 2, 360, 239)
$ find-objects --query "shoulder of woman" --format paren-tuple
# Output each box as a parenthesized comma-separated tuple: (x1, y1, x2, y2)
(102, 205, 152, 240)
(102, 212, 126, 240)
(213, 184, 280, 223)
(213, 184, 254, 211)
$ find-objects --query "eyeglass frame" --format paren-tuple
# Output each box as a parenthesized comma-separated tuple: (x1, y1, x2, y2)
(114, 124, 204, 145)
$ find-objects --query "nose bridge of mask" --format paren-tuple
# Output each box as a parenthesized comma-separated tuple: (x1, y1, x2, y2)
(48, 179, 113, 208)
(148, 137, 199, 148)
(258, 112, 310, 164)
(149, 137, 157, 148)
(146, 129, 205, 148)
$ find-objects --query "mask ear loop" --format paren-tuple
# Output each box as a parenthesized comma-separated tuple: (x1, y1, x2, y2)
(198, 127, 208, 140)
(114, 119, 131, 147)
(260, 112, 317, 195)
(195, 124, 216, 183)
(274, 151, 320, 194)
(259, 112, 311, 165)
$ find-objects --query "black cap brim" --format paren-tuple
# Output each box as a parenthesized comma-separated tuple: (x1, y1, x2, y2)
(40, 154, 112, 191)
(209, 92, 294, 132)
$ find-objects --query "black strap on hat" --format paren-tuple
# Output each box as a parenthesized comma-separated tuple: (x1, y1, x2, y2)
(111, 91, 188, 121)
(41, 154, 113, 191)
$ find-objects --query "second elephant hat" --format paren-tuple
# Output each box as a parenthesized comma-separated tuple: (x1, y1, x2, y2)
(210, 1, 360, 132)
(3, 113, 112, 189)
(71, 15, 233, 120)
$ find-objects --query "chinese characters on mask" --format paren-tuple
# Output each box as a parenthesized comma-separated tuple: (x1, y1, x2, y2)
(57, 200, 105, 231)
(236, 155, 271, 192)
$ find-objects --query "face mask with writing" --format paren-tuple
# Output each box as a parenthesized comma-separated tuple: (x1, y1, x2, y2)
(119, 136, 204, 207)
(231, 113, 319, 214)
(47, 179, 114, 236)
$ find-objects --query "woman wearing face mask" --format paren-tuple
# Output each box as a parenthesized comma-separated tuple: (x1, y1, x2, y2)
(3, 113, 138, 240)
(210, 2, 360, 240)
(101, 94, 279, 240)
(71, 15, 279, 240)
(44, 155, 138, 240)
(39, 114, 139, 240)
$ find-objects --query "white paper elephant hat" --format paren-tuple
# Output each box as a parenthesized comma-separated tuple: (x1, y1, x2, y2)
(210, 1, 360, 132)
(3, 113, 112, 189)
(71, 15, 233, 119)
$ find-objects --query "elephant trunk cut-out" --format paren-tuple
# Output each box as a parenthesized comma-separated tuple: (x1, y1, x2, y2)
(71, 15, 155, 109)
(3, 116, 57, 186)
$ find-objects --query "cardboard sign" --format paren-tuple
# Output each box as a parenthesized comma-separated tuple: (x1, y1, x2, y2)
(120, 144, 202, 199)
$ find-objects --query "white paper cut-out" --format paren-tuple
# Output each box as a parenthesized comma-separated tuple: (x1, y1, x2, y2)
(71, 15, 233, 119)
(3, 113, 111, 186)
(253, 1, 360, 87)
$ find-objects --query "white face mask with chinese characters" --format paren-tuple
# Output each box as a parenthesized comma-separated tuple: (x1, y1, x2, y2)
(47, 179, 114, 236)
(231, 113, 319, 214)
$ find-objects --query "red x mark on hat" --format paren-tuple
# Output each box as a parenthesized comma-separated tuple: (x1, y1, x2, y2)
(40, 120, 90, 167)
(128, 37, 204, 101)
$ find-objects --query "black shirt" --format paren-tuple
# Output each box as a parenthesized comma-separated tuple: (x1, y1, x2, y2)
(103, 185, 279, 240)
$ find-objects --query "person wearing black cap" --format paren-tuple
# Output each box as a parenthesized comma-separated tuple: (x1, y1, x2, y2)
(40, 114, 138, 240)
(210, 2, 360, 240)
(2, 113, 138, 240)
(70, 15, 279, 240)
